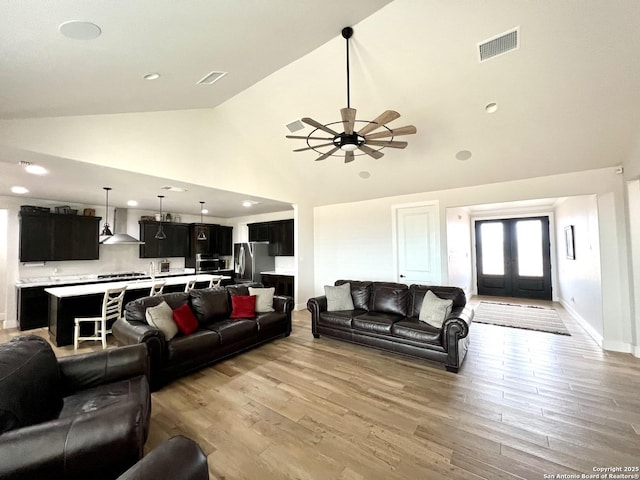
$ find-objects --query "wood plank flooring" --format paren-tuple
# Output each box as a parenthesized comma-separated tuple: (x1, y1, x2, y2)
(2, 297, 640, 479)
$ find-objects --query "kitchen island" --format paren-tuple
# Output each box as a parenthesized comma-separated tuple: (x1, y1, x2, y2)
(45, 274, 229, 347)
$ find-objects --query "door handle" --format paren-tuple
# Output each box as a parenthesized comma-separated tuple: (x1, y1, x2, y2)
(400, 274, 406, 278)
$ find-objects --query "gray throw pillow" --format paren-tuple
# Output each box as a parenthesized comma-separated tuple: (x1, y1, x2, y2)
(325, 283, 355, 312)
(249, 287, 275, 313)
(145, 301, 178, 340)
(418, 290, 453, 328)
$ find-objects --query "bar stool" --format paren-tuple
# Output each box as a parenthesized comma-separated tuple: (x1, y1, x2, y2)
(150, 281, 166, 296)
(74, 286, 127, 350)
(184, 279, 197, 293)
(208, 276, 222, 288)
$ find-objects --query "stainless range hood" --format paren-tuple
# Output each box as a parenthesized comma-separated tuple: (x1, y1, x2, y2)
(100, 208, 144, 245)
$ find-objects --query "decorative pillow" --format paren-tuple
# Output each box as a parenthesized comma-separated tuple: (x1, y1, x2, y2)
(249, 287, 275, 313)
(418, 290, 453, 328)
(324, 283, 355, 312)
(230, 295, 256, 319)
(145, 301, 179, 340)
(172, 303, 199, 336)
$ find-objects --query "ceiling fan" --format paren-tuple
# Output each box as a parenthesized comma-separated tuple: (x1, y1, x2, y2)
(287, 27, 416, 163)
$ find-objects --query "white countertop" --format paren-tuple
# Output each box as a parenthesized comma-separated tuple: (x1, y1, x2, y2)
(16, 269, 198, 288)
(45, 274, 230, 298)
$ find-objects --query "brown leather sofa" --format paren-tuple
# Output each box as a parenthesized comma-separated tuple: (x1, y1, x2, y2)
(117, 435, 209, 480)
(0, 335, 151, 480)
(113, 284, 293, 390)
(307, 280, 473, 373)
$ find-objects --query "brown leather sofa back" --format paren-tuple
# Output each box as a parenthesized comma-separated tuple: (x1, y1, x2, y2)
(189, 288, 231, 325)
(369, 282, 410, 316)
(335, 280, 373, 311)
(0, 335, 63, 433)
(125, 292, 189, 323)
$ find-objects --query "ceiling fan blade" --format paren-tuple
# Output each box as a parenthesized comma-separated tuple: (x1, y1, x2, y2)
(341, 108, 356, 135)
(293, 141, 335, 152)
(365, 125, 417, 139)
(365, 140, 408, 149)
(316, 147, 340, 161)
(344, 151, 355, 163)
(302, 117, 340, 136)
(357, 110, 401, 136)
(358, 144, 384, 159)
(286, 135, 333, 141)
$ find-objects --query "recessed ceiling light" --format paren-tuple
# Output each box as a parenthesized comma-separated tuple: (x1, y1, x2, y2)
(11, 186, 29, 194)
(202, 209, 209, 214)
(144, 73, 160, 80)
(127, 200, 138, 207)
(359, 171, 371, 179)
(456, 150, 473, 161)
(19, 161, 48, 175)
(160, 186, 188, 192)
(59, 21, 102, 40)
(242, 200, 258, 208)
(485, 102, 498, 113)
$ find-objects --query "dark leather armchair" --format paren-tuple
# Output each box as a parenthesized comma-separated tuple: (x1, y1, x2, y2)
(116, 436, 209, 480)
(0, 335, 151, 480)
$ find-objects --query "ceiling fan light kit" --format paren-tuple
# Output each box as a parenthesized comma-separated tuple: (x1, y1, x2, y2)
(287, 26, 416, 163)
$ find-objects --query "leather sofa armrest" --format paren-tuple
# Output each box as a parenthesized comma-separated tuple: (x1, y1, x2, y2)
(116, 435, 209, 480)
(112, 318, 165, 391)
(307, 296, 327, 337)
(0, 402, 144, 480)
(442, 306, 474, 348)
(58, 344, 149, 395)
(273, 295, 294, 314)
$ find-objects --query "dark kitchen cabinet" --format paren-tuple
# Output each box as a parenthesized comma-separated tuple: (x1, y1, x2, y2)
(17, 286, 50, 330)
(139, 221, 189, 258)
(189, 224, 213, 256)
(248, 222, 270, 242)
(248, 219, 294, 256)
(268, 219, 294, 256)
(19, 213, 100, 262)
(216, 225, 233, 255)
(261, 274, 294, 297)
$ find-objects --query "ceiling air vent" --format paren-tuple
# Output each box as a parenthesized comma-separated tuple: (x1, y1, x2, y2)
(196, 71, 227, 85)
(285, 119, 305, 133)
(478, 27, 519, 62)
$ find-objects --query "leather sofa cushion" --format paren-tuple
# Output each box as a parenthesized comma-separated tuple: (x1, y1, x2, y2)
(353, 312, 404, 334)
(335, 280, 372, 311)
(0, 336, 63, 433)
(59, 375, 149, 419)
(189, 288, 230, 325)
(369, 282, 410, 316)
(206, 319, 258, 345)
(408, 285, 466, 318)
(391, 319, 441, 345)
(318, 310, 360, 329)
(166, 330, 221, 363)
(126, 293, 189, 324)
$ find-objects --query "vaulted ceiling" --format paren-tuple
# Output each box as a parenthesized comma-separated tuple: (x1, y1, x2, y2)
(1, 0, 639, 216)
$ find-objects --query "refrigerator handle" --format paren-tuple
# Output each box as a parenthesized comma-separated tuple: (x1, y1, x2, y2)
(239, 245, 246, 277)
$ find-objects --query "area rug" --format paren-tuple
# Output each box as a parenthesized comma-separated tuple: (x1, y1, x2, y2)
(473, 301, 571, 336)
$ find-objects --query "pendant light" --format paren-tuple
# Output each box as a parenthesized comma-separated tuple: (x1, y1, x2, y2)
(197, 201, 207, 241)
(155, 195, 167, 240)
(100, 187, 113, 237)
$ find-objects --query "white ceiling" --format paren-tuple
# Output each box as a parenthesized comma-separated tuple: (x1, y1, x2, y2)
(1, 0, 639, 216)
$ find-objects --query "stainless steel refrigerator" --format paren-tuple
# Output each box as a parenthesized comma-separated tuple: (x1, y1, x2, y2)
(233, 242, 274, 283)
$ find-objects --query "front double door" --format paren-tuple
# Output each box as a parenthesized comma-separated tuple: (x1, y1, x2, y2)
(475, 216, 552, 300)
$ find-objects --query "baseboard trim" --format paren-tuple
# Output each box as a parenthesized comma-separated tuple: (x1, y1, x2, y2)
(559, 299, 603, 348)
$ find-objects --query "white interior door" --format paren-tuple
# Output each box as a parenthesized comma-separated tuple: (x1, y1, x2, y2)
(396, 204, 440, 285)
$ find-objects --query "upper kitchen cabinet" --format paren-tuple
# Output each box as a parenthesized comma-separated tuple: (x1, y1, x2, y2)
(216, 225, 233, 256)
(248, 219, 294, 256)
(19, 212, 101, 262)
(188, 224, 232, 256)
(139, 221, 189, 258)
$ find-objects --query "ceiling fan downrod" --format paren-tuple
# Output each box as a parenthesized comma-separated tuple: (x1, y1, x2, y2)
(342, 26, 353, 109)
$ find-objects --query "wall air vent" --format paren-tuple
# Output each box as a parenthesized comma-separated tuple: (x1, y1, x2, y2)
(196, 71, 227, 85)
(285, 119, 305, 133)
(478, 27, 519, 62)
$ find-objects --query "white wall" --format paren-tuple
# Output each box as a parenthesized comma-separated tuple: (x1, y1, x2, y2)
(445, 207, 473, 297)
(627, 179, 640, 356)
(554, 195, 603, 343)
(0, 210, 7, 324)
(313, 167, 635, 354)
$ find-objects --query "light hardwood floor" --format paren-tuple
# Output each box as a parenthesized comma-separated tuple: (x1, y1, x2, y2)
(2, 298, 640, 479)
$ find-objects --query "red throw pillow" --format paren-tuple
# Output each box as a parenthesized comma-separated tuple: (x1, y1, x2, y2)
(172, 303, 199, 335)
(230, 295, 256, 319)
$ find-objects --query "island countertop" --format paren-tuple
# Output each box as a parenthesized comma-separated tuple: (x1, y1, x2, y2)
(45, 274, 229, 298)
